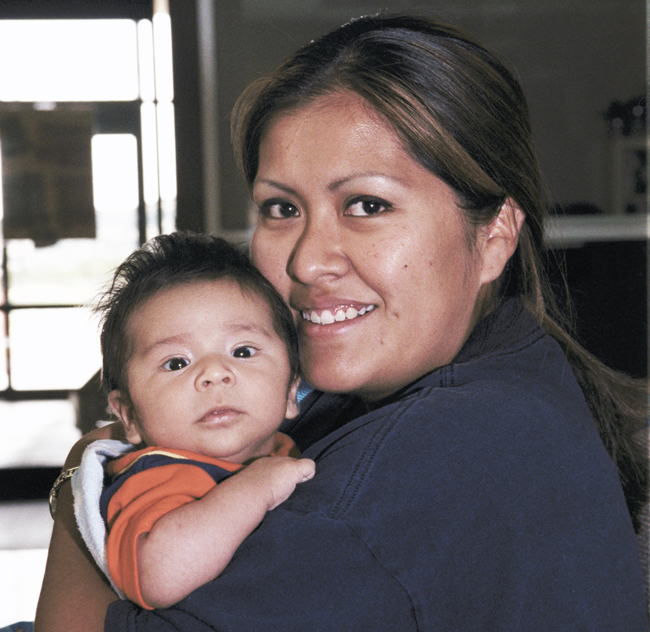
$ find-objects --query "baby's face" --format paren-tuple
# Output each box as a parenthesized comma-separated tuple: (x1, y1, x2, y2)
(113, 279, 298, 463)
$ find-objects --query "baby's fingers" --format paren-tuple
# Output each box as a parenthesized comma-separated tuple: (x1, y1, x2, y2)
(264, 458, 316, 509)
(295, 458, 316, 482)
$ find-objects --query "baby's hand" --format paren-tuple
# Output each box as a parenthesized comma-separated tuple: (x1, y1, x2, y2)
(242, 457, 316, 511)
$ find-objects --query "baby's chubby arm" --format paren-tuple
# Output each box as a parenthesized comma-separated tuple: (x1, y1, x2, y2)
(137, 456, 315, 609)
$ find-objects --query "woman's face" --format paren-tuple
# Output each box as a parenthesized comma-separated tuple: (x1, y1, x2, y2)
(251, 93, 496, 400)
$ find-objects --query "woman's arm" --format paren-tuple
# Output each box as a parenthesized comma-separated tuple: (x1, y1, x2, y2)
(136, 456, 315, 609)
(34, 423, 124, 632)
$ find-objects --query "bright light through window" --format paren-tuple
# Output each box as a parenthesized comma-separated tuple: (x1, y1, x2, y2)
(92, 135, 140, 215)
(0, 12, 177, 467)
(153, 11, 174, 102)
(0, 137, 3, 225)
(0, 20, 139, 102)
(141, 103, 159, 206)
(9, 307, 101, 391)
(0, 313, 7, 391)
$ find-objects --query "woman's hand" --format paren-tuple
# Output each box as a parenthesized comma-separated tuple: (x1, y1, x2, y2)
(34, 423, 125, 632)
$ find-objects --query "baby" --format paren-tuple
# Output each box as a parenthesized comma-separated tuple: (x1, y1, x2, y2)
(74, 232, 314, 610)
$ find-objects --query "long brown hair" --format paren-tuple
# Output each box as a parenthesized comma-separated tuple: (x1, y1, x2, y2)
(232, 14, 647, 529)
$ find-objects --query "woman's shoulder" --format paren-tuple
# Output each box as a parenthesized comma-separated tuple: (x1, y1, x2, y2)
(283, 367, 645, 632)
(289, 295, 620, 523)
(296, 300, 585, 452)
(281, 387, 367, 452)
(292, 304, 621, 526)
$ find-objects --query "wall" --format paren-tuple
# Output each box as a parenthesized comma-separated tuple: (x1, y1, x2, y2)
(209, 0, 645, 229)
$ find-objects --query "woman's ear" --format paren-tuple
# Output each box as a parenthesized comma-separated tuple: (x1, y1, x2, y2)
(284, 378, 301, 420)
(108, 390, 143, 446)
(478, 198, 525, 286)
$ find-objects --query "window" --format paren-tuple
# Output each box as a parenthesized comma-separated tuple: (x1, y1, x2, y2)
(0, 9, 176, 472)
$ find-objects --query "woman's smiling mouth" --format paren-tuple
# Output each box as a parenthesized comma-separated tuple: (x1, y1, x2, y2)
(301, 304, 376, 325)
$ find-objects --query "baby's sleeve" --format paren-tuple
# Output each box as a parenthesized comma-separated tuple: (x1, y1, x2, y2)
(105, 463, 220, 609)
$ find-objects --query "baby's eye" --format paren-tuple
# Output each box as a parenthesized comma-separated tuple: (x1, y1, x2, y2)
(345, 197, 391, 217)
(259, 200, 299, 219)
(232, 346, 257, 358)
(163, 357, 189, 371)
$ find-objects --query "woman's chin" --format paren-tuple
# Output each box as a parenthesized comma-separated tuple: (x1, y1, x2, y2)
(300, 353, 369, 396)
(301, 354, 393, 399)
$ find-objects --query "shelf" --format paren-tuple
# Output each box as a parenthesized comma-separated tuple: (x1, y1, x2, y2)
(221, 215, 648, 250)
(544, 213, 648, 248)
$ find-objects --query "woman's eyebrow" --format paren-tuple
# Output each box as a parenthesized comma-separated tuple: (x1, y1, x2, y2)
(256, 173, 404, 194)
(329, 172, 404, 191)
(253, 178, 297, 196)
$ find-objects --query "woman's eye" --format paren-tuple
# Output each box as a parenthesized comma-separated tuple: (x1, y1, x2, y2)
(259, 200, 299, 219)
(232, 346, 257, 358)
(345, 197, 391, 217)
(163, 357, 189, 371)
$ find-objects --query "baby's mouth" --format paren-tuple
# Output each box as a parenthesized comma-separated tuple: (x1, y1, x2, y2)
(199, 407, 241, 423)
(301, 305, 375, 325)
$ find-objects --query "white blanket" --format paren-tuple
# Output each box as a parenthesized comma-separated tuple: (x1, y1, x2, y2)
(71, 438, 135, 599)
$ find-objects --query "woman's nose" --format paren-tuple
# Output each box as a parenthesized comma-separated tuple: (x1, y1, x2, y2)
(287, 216, 349, 285)
(194, 357, 235, 390)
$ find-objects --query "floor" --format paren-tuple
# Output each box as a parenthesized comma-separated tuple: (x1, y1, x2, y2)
(0, 400, 80, 627)
(0, 501, 52, 626)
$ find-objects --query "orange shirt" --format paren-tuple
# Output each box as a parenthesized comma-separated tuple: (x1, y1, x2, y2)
(103, 433, 298, 609)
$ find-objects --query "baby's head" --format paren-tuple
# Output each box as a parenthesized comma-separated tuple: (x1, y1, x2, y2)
(97, 232, 300, 462)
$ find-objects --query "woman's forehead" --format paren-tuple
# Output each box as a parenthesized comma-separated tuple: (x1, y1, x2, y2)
(255, 95, 417, 184)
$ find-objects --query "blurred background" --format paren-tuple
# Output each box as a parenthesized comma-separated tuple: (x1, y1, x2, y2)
(0, 0, 646, 624)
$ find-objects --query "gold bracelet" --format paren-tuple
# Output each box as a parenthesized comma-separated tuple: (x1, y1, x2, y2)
(49, 466, 79, 519)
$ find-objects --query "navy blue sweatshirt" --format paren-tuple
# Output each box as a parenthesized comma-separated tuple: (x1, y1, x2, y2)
(106, 299, 648, 631)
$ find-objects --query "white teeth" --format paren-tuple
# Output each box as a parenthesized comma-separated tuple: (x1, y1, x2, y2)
(301, 305, 375, 325)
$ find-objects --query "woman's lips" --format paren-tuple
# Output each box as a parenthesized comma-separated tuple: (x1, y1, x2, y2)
(301, 304, 376, 325)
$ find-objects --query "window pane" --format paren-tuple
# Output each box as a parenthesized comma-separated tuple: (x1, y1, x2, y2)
(0, 400, 79, 467)
(92, 135, 140, 218)
(0, 20, 139, 102)
(0, 312, 7, 391)
(0, 107, 95, 245)
(6, 133, 139, 306)
(6, 239, 136, 306)
(9, 308, 101, 391)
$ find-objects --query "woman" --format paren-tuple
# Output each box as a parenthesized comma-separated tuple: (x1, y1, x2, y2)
(36, 14, 648, 631)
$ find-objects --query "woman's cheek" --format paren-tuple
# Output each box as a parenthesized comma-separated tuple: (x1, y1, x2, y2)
(253, 241, 291, 299)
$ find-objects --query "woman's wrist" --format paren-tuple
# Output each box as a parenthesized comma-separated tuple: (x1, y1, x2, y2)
(49, 467, 80, 518)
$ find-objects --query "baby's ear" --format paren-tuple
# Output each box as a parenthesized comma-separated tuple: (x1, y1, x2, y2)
(284, 378, 301, 420)
(108, 390, 143, 446)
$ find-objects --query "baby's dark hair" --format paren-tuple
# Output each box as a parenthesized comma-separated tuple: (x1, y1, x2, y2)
(96, 232, 299, 405)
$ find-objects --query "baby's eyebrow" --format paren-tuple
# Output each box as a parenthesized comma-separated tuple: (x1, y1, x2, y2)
(138, 323, 275, 357)
(225, 322, 274, 339)
(140, 334, 190, 356)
